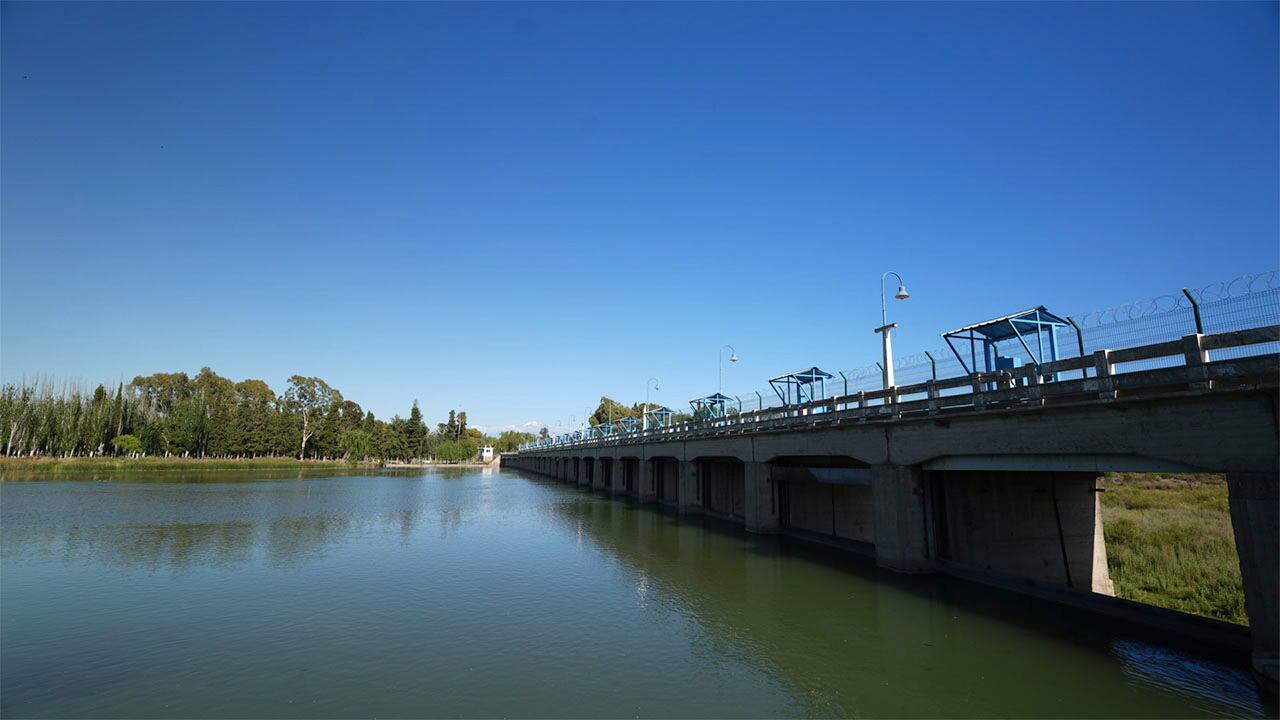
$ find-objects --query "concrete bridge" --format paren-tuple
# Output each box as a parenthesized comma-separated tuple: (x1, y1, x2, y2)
(508, 326, 1280, 687)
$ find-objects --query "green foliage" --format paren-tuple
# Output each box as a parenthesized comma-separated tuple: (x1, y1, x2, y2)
(338, 429, 374, 462)
(0, 374, 496, 465)
(589, 396, 639, 426)
(492, 431, 535, 453)
(111, 434, 143, 455)
(434, 438, 479, 463)
(1099, 473, 1246, 625)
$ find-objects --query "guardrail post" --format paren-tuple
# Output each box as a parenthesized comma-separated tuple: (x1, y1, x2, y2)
(1094, 350, 1116, 400)
(971, 373, 986, 410)
(926, 379, 940, 414)
(1067, 316, 1088, 380)
(1027, 363, 1045, 405)
(1181, 333, 1212, 392)
(1182, 288, 1204, 334)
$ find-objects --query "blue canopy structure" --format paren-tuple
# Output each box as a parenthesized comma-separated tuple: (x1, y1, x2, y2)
(645, 406, 673, 429)
(943, 306, 1069, 377)
(593, 422, 614, 437)
(615, 416, 640, 434)
(689, 393, 733, 419)
(770, 367, 834, 406)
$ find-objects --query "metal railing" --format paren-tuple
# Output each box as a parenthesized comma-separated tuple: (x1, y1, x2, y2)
(521, 322, 1280, 453)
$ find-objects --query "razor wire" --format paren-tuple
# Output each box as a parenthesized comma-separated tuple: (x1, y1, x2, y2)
(719, 270, 1280, 416)
(524, 269, 1280, 447)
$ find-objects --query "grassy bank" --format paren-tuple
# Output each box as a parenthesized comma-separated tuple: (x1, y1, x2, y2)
(0, 455, 369, 477)
(1099, 472, 1246, 626)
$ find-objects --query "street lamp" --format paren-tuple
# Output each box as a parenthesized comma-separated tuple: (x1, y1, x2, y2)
(643, 377, 660, 431)
(719, 344, 738, 395)
(876, 271, 910, 389)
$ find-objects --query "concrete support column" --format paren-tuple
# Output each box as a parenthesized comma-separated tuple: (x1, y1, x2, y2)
(1227, 472, 1278, 688)
(1089, 482, 1115, 596)
(611, 459, 627, 497)
(744, 461, 779, 534)
(872, 464, 933, 573)
(578, 457, 591, 487)
(637, 459, 656, 502)
(592, 458, 607, 492)
(677, 460, 703, 515)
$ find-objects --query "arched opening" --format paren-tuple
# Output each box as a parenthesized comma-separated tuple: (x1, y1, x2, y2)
(697, 457, 745, 522)
(650, 457, 680, 507)
(771, 456, 874, 553)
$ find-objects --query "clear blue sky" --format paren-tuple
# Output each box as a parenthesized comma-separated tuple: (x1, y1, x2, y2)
(2, 1, 1277, 433)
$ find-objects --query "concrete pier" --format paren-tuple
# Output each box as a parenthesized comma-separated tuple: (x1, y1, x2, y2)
(1228, 471, 1279, 687)
(503, 382, 1280, 686)
(677, 460, 702, 516)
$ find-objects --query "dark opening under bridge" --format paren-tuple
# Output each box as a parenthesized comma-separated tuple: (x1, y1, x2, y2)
(509, 325, 1280, 689)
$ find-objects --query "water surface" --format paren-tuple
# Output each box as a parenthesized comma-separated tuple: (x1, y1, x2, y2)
(1, 468, 1269, 718)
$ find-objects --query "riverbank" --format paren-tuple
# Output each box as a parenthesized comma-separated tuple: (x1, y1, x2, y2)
(0, 456, 374, 478)
(0, 455, 502, 478)
(383, 461, 499, 469)
(1099, 472, 1246, 626)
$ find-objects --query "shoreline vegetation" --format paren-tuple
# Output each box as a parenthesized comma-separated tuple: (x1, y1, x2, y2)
(1099, 472, 1246, 626)
(0, 455, 501, 478)
(1, 378, 1245, 629)
(0, 370, 542, 464)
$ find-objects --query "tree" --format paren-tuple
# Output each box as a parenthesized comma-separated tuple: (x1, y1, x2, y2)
(493, 430, 535, 453)
(435, 438, 479, 463)
(590, 396, 638, 426)
(111, 434, 143, 456)
(539, 427, 550, 439)
(234, 379, 277, 457)
(339, 429, 373, 462)
(405, 401, 427, 457)
(282, 376, 340, 460)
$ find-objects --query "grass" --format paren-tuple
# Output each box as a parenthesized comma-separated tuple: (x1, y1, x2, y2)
(0, 455, 365, 478)
(1099, 472, 1247, 626)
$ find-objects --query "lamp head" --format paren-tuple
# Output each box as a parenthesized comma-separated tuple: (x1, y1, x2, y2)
(895, 284, 910, 300)
(729, 353, 738, 363)
(654, 382, 660, 391)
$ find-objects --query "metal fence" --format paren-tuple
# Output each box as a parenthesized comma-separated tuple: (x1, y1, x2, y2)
(524, 270, 1280, 449)
(711, 269, 1280, 415)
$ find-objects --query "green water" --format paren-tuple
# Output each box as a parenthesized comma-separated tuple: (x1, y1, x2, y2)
(0, 468, 1269, 718)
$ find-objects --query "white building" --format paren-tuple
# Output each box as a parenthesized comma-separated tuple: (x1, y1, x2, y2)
(479, 445, 494, 462)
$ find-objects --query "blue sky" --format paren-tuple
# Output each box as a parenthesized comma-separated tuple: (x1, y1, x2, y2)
(2, 1, 1277, 433)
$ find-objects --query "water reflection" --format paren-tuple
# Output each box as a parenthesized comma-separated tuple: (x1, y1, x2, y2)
(0, 469, 1270, 720)
(538, 477, 1270, 718)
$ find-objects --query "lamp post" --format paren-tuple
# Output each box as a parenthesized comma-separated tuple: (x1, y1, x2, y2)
(719, 344, 738, 395)
(876, 271, 910, 389)
(642, 377, 660, 431)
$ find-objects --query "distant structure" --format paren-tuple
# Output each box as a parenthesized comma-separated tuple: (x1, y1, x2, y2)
(479, 446, 494, 463)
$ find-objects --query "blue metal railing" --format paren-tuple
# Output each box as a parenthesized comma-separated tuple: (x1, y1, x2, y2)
(520, 271, 1280, 451)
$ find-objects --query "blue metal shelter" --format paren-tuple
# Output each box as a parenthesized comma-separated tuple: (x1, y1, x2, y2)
(769, 367, 834, 406)
(689, 393, 733, 419)
(942, 306, 1069, 378)
(593, 422, 614, 437)
(615, 416, 640, 434)
(646, 406, 673, 429)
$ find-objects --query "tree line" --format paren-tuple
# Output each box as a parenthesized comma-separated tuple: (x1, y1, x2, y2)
(588, 397, 694, 427)
(0, 369, 540, 462)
